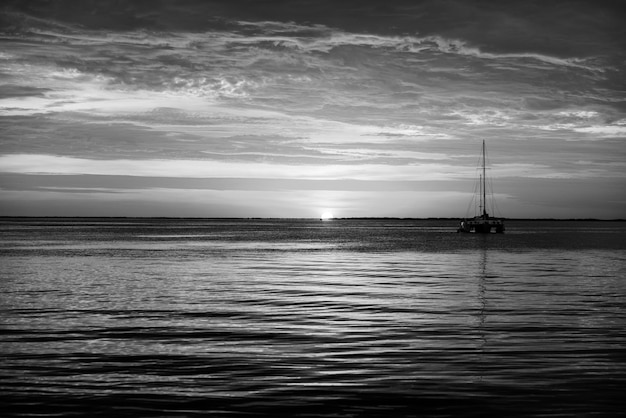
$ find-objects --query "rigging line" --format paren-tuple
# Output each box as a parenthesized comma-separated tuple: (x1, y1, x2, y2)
(465, 152, 482, 218)
(465, 174, 479, 218)
(484, 141, 493, 216)
(487, 175, 496, 216)
(476, 144, 484, 215)
(465, 141, 487, 218)
(484, 143, 503, 218)
(490, 175, 504, 218)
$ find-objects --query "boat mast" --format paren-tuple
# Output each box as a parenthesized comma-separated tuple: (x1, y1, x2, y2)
(482, 140, 487, 218)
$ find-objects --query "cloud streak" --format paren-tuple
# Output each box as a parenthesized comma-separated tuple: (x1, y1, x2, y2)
(1, 0, 625, 218)
(0, 154, 464, 181)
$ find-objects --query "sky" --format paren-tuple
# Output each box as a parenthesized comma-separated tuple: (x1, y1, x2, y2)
(0, 0, 625, 219)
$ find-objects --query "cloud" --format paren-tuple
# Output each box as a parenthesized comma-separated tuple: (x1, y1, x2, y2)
(1, 2, 624, 218)
(0, 154, 463, 181)
(210, 28, 605, 72)
(573, 125, 626, 138)
(0, 84, 50, 99)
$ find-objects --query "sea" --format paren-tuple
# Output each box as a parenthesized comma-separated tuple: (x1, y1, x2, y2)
(1, 218, 625, 417)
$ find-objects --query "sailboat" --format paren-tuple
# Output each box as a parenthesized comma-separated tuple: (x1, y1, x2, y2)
(458, 140, 505, 234)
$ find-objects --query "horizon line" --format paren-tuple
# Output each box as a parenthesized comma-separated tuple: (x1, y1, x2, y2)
(1, 216, 624, 222)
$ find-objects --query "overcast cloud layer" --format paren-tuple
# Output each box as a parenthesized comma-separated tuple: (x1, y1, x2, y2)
(1, 0, 625, 218)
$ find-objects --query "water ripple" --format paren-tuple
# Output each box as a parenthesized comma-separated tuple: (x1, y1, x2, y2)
(1, 219, 625, 416)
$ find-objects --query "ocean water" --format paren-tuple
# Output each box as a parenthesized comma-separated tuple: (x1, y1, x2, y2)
(1, 218, 625, 417)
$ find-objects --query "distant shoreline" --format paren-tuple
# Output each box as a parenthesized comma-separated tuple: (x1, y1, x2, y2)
(1, 217, 624, 222)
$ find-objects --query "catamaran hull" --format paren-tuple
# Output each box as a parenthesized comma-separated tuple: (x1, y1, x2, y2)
(458, 219, 505, 234)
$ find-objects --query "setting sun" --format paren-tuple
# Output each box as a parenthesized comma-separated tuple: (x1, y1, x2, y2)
(320, 211, 334, 220)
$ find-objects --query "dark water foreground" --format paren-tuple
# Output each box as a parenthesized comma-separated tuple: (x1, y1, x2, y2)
(1, 218, 625, 417)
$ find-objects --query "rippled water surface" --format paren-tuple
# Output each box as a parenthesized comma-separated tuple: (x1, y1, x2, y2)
(1, 218, 625, 417)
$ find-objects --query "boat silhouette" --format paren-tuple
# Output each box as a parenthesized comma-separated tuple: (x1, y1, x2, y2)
(458, 140, 505, 234)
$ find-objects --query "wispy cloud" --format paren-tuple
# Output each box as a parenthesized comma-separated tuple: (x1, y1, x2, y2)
(1, 2, 624, 218)
(0, 154, 462, 181)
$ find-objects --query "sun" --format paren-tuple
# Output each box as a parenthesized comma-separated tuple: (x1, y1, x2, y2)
(320, 211, 334, 220)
